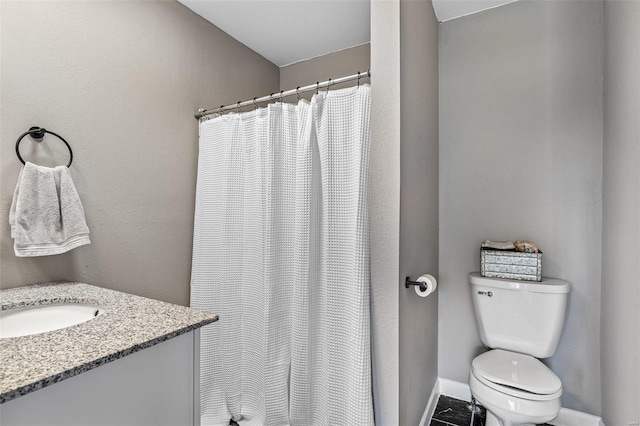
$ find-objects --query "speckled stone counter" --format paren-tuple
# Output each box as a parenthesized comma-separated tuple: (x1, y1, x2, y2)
(0, 282, 218, 404)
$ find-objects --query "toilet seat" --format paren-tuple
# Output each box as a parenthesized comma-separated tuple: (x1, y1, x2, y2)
(472, 350, 562, 401)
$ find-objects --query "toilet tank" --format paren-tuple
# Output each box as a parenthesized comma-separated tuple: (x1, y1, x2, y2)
(469, 273, 570, 358)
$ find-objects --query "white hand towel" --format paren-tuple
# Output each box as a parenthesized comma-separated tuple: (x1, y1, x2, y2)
(9, 162, 90, 257)
(481, 240, 515, 250)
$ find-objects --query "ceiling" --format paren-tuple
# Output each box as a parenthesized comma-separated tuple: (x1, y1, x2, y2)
(432, 0, 518, 22)
(178, 0, 370, 67)
(178, 0, 519, 67)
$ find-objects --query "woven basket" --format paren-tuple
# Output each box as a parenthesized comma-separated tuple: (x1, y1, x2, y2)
(480, 249, 542, 282)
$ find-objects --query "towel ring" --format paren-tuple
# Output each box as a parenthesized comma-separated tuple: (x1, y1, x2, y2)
(15, 127, 73, 167)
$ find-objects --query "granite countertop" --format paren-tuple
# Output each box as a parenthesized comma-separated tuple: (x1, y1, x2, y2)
(0, 282, 218, 404)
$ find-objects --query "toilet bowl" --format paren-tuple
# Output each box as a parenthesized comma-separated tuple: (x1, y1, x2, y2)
(469, 349, 562, 426)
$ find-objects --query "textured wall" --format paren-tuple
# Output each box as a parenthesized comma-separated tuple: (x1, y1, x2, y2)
(398, 1, 439, 425)
(602, 1, 640, 424)
(439, 0, 603, 415)
(0, 1, 279, 305)
(370, 1, 401, 423)
(279, 44, 370, 97)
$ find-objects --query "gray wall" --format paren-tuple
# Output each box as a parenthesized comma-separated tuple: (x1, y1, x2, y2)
(370, 1, 440, 423)
(602, 1, 640, 424)
(399, 1, 439, 425)
(0, 1, 279, 305)
(439, 0, 603, 415)
(279, 44, 370, 97)
(370, 1, 401, 423)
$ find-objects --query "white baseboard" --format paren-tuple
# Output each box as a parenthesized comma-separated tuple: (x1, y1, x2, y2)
(550, 407, 606, 426)
(419, 378, 605, 426)
(419, 379, 441, 426)
(438, 378, 472, 402)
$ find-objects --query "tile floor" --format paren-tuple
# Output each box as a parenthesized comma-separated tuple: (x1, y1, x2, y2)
(429, 395, 553, 426)
(430, 395, 485, 426)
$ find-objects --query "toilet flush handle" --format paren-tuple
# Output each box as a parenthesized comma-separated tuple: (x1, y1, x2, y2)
(478, 290, 493, 297)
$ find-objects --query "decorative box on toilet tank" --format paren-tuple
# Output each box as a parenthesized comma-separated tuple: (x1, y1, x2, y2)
(480, 249, 542, 282)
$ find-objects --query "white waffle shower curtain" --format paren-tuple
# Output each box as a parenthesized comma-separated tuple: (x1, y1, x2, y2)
(191, 85, 373, 426)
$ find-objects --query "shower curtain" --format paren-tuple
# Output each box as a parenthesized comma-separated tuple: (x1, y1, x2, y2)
(191, 85, 373, 426)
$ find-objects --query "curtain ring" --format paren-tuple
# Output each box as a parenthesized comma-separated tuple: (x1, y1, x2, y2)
(253, 97, 258, 110)
(218, 105, 224, 115)
(236, 102, 243, 113)
(270, 93, 276, 103)
(280, 90, 285, 103)
(326, 78, 332, 93)
(316, 82, 319, 95)
(296, 87, 301, 100)
(357, 71, 361, 87)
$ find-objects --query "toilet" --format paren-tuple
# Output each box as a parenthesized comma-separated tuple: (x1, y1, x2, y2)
(468, 272, 570, 426)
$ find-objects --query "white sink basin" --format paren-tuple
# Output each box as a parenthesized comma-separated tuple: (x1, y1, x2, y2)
(0, 303, 104, 338)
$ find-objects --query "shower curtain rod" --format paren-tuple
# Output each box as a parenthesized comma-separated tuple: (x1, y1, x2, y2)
(195, 70, 371, 120)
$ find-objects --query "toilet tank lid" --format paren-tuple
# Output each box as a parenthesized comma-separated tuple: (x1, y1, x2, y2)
(469, 273, 570, 294)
